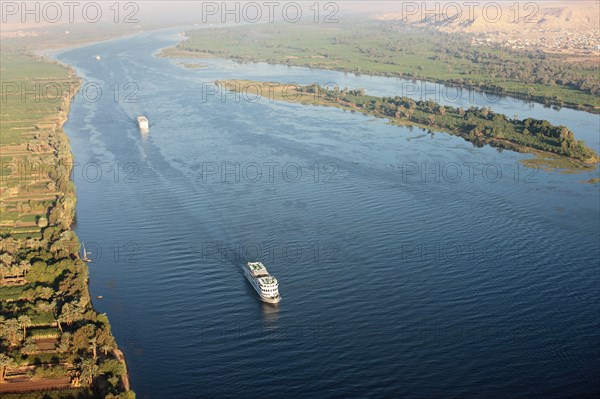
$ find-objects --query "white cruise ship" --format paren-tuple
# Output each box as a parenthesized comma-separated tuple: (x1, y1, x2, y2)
(243, 262, 281, 304)
(137, 116, 149, 132)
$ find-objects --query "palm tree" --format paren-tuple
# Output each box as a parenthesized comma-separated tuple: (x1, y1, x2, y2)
(0, 353, 15, 382)
(38, 299, 56, 314)
(38, 287, 55, 300)
(1, 319, 22, 346)
(0, 253, 13, 267)
(0, 237, 19, 254)
(89, 337, 98, 360)
(100, 343, 113, 356)
(18, 315, 31, 341)
(24, 238, 43, 250)
(0, 264, 9, 281)
(18, 260, 31, 277)
(58, 302, 81, 332)
(107, 375, 119, 389)
(78, 358, 99, 386)
(23, 337, 37, 353)
(58, 332, 71, 353)
(9, 265, 19, 279)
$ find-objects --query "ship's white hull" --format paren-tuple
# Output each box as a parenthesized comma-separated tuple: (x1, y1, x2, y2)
(243, 267, 281, 304)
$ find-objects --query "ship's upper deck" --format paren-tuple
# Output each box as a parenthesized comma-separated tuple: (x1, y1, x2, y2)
(258, 276, 278, 286)
(247, 262, 269, 277)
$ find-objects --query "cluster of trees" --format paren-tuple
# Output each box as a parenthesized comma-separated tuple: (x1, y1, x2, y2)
(13, 200, 49, 214)
(349, 27, 600, 98)
(0, 316, 31, 347)
(0, 231, 80, 284)
(1, 312, 123, 392)
(441, 46, 600, 96)
(0, 233, 132, 397)
(1, 237, 33, 282)
(302, 84, 597, 161)
(0, 258, 30, 280)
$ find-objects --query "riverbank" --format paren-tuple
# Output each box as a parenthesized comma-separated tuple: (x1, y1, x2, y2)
(216, 79, 599, 171)
(0, 49, 135, 398)
(162, 22, 600, 114)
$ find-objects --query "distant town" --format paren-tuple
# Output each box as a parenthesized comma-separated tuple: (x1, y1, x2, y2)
(471, 29, 600, 52)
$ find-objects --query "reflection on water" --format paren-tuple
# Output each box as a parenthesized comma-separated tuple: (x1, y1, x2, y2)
(261, 301, 280, 325)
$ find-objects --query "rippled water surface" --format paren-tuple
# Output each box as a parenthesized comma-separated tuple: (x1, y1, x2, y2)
(55, 29, 600, 399)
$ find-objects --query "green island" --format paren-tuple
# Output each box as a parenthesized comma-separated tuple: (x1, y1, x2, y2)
(162, 21, 600, 113)
(1, 35, 136, 399)
(216, 80, 599, 168)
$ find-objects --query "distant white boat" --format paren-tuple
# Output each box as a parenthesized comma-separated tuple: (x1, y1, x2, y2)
(137, 115, 149, 132)
(95, 55, 101, 60)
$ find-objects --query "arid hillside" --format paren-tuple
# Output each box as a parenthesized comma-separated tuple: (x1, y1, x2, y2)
(375, 1, 599, 53)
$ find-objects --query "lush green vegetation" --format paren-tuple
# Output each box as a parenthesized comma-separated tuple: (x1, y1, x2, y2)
(0, 387, 133, 399)
(0, 233, 132, 397)
(218, 80, 598, 164)
(1, 48, 134, 398)
(0, 388, 94, 399)
(171, 21, 600, 113)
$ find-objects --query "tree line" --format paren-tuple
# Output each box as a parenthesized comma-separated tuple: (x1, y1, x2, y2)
(298, 83, 598, 161)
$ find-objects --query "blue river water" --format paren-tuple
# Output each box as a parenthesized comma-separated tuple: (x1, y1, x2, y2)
(54, 29, 599, 398)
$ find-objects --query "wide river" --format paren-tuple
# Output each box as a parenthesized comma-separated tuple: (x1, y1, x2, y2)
(54, 29, 599, 398)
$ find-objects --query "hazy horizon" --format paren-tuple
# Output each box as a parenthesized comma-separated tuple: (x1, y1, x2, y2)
(3, 0, 597, 32)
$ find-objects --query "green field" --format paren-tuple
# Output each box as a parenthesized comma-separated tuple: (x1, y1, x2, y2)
(0, 51, 79, 238)
(167, 21, 600, 113)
